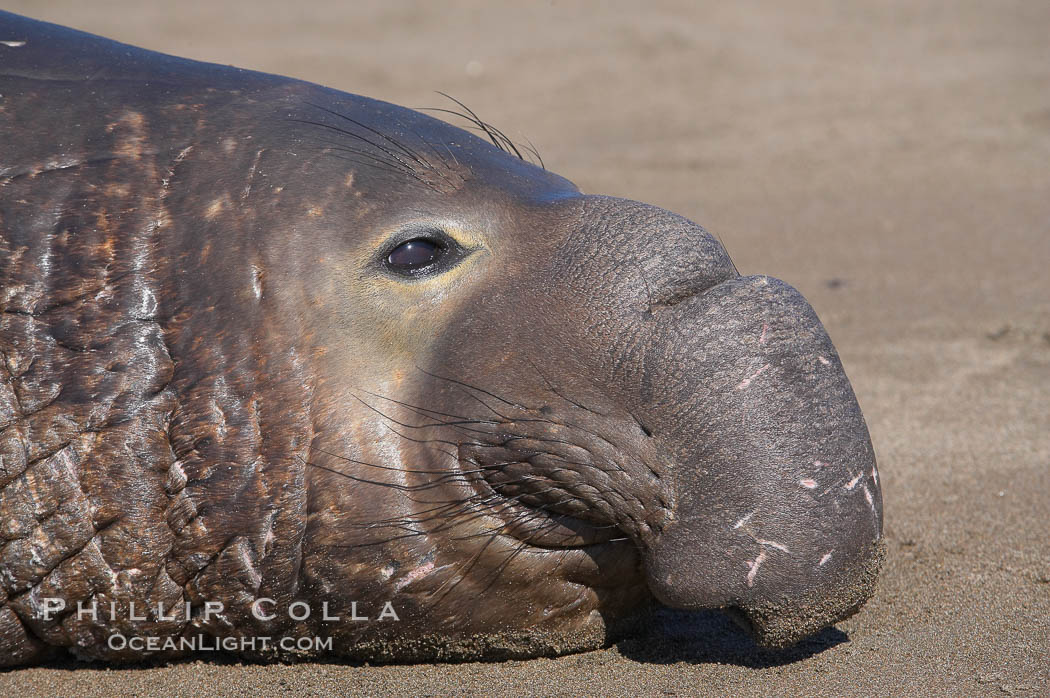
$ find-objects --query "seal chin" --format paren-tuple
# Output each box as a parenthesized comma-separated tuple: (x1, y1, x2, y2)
(722, 541, 885, 648)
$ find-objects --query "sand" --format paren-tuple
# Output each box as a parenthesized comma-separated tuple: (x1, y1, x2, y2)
(1, 0, 1047, 694)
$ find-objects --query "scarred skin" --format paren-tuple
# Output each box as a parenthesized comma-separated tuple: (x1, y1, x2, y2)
(0, 12, 883, 665)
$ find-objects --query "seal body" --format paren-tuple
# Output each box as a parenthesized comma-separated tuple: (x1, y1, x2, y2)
(0, 12, 883, 665)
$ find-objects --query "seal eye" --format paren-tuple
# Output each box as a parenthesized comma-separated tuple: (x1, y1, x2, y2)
(381, 229, 471, 279)
(387, 238, 441, 271)
(382, 230, 472, 278)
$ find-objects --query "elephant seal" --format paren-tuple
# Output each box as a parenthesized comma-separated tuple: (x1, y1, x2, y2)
(0, 11, 883, 666)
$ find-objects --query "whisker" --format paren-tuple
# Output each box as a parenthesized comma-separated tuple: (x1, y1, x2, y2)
(526, 357, 607, 416)
(349, 392, 494, 435)
(290, 119, 420, 173)
(356, 388, 500, 426)
(415, 366, 528, 410)
(522, 136, 545, 170)
(304, 102, 433, 170)
(428, 93, 526, 161)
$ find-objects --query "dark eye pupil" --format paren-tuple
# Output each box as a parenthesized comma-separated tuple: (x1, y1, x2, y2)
(388, 239, 440, 270)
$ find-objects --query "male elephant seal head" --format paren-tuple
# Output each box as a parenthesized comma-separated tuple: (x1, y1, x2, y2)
(0, 11, 882, 664)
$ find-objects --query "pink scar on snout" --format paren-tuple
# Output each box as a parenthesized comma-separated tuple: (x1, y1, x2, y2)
(758, 539, 790, 553)
(818, 355, 831, 365)
(736, 363, 771, 391)
(759, 323, 769, 344)
(746, 550, 768, 587)
(800, 479, 818, 489)
(733, 511, 756, 529)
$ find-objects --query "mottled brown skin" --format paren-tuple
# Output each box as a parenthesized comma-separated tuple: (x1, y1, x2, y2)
(0, 12, 883, 666)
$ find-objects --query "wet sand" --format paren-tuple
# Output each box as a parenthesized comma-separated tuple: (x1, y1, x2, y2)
(2, 1, 1048, 694)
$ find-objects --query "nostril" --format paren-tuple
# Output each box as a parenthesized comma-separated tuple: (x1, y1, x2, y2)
(651, 284, 707, 309)
(630, 411, 654, 437)
(649, 270, 739, 311)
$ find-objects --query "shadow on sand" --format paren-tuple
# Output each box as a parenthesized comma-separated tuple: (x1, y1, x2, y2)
(613, 606, 848, 668)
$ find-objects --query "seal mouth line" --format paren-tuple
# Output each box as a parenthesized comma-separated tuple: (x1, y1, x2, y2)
(458, 450, 626, 550)
(303, 446, 613, 553)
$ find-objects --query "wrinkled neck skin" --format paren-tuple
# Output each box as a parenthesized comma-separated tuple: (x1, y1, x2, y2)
(0, 11, 882, 663)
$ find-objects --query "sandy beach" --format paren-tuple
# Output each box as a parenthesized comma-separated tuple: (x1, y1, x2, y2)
(1, 0, 1047, 694)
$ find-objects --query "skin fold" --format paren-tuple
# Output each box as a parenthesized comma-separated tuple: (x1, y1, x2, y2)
(0, 11, 883, 665)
